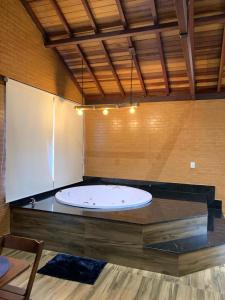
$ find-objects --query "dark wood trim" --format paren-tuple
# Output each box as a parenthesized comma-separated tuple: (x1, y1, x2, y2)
(75, 45, 105, 97)
(80, 0, 98, 32)
(45, 21, 178, 48)
(115, 0, 147, 96)
(85, 91, 225, 104)
(49, 0, 72, 36)
(150, 0, 170, 95)
(48, 0, 104, 96)
(174, 0, 195, 98)
(100, 42, 125, 96)
(217, 26, 225, 92)
(44, 14, 225, 48)
(80, 0, 125, 96)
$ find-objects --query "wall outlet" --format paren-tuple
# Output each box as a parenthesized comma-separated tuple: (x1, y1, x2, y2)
(190, 161, 196, 169)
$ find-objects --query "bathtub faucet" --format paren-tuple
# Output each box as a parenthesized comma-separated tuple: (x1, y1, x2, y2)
(30, 197, 36, 208)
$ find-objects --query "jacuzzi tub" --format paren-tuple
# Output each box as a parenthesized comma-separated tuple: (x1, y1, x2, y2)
(55, 185, 152, 209)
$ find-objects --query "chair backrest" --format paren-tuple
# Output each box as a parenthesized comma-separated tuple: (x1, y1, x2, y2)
(0, 234, 44, 300)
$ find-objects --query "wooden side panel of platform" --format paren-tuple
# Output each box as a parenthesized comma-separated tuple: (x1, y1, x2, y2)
(11, 207, 225, 276)
(143, 216, 207, 244)
(178, 244, 225, 276)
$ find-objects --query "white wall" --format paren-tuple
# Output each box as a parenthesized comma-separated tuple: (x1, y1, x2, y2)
(6, 79, 83, 202)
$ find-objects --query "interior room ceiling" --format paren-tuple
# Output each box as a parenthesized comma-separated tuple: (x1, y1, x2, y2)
(21, 0, 225, 104)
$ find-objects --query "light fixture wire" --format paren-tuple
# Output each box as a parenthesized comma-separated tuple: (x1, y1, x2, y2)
(81, 58, 84, 104)
(130, 51, 134, 106)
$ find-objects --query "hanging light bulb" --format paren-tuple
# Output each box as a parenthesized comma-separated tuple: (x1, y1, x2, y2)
(102, 108, 109, 115)
(77, 109, 83, 116)
(129, 106, 136, 114)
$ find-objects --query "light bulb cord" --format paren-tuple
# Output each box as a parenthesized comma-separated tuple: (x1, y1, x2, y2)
(130, 53, 134, 106)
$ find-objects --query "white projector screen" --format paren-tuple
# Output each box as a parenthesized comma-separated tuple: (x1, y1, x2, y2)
(54, 97, 83, 188)
(6, 79, 54, 202)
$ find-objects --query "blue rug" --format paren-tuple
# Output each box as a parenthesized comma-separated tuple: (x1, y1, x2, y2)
(38, 253, 107, 285)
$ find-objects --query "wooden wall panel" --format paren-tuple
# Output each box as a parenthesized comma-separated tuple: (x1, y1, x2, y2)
(0, 0, 81, 102)
(85, 100, 225, 210)
(0, 0, 82, 234)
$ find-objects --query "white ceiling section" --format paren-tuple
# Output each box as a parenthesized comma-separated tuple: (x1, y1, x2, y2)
(6, 79, 83, 202)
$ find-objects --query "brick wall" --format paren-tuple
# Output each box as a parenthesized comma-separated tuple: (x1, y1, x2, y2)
(0, 0, 81, 234)
(85, 100, 225, 210)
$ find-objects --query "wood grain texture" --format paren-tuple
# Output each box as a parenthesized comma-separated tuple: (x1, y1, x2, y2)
(2, 248, 225, 300)
(0, 0, 81, 102)
(20, 0, 225, 99)
(10, 207, 215, 276)
(143, 216, 207, 244)
(85, 100, 225, 210)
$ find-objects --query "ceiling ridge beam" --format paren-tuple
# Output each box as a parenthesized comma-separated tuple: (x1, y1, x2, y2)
(150, 0, 170, 95)
(20, 0, 82, 96)
(49, 0, 104, 96)
(80, 0, 125, 96)
(174, 0, 195, 99)
(115, 0, 147, 96)
(217, 26, 225, 92)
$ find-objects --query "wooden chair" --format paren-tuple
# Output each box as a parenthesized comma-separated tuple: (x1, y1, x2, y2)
(0, 234, 44, 300)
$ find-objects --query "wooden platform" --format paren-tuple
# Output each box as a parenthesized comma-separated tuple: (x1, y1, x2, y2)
(10, 196, 225, 276)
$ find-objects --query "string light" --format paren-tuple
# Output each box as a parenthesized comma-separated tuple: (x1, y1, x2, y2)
(102, 108, 109, 115)
(129, 106, 136, 114)
(77, 109, 83, 116)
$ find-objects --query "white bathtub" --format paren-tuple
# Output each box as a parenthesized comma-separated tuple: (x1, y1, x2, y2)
(55, 185, 152, 209)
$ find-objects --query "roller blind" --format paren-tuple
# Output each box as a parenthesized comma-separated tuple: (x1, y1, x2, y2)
(6, 79, 84, 202)
(54, 96, 83, 188)
(6, 79, 54, 202)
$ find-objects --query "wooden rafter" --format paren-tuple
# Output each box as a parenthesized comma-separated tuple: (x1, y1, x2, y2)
(20, 0, 47, 40)
(115, 0, 147, 96)
(20, 0, 82, 94)
(49, 0, 104, 96)
(49, 0, 71, 36)
(174, 0, 195, 98)
(80, 0, 125, 96)
(217, 26, 225, 92)
(45, 14, 225, 48)
(150, 0, 169, 95)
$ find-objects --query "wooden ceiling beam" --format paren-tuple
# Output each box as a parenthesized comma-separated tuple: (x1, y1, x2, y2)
(217, 26, 225, 92)
(49, 0, 71, 35)
(20, 0, 47, 40)
(48, 0, 104, 96)
(115, 0, 147, 96)
(20, 0, 82, 94)
(45, 21, 178, 48)
(174, 0, 195, 98)
(45, 13, 225, 48)
(80, 0, 125, 96)
(150, 0, 170, 95)
(76, 44, 105, 96)
(85, 91, 225, 104)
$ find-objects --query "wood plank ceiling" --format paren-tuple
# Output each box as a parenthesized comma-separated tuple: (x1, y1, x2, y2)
(21, 0, 225, 104)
